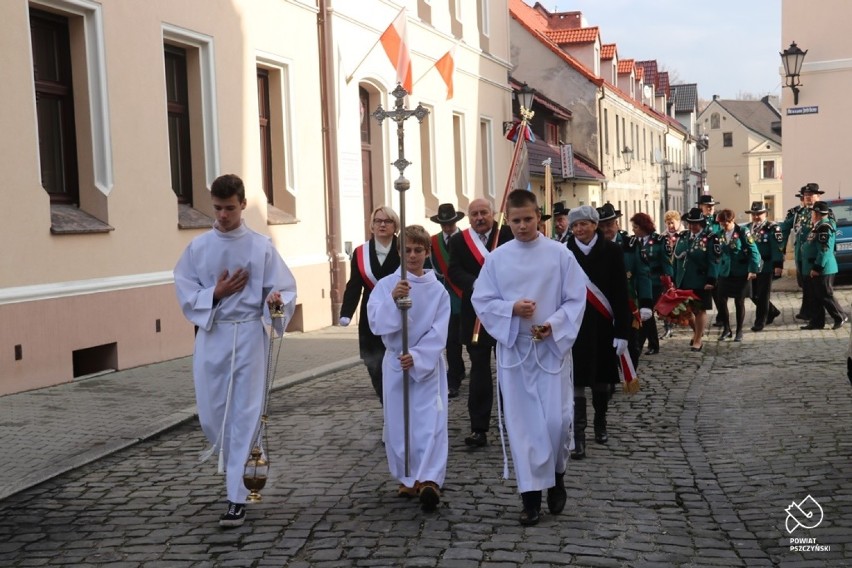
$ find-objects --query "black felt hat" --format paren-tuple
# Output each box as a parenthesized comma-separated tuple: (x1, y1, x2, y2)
(683, 208, 707, 224)
(596, 203, 622, 222)
(745, 201, 767, 214)
(697, 195, 719, 206)
(429, 203, 465, 224)
(800, 182, 824, 195)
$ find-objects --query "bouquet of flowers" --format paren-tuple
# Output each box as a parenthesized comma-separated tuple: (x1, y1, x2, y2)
(654, 276, 702, 327)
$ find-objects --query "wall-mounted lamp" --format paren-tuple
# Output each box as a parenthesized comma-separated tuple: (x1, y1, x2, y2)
(734, 173, 741, 186)
(780, 41, 807, 105)
(613, 146, 633, 176)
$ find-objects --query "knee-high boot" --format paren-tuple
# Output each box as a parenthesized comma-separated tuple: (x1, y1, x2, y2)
(592, 389, 609, 444)
(570, 397, 586, 460)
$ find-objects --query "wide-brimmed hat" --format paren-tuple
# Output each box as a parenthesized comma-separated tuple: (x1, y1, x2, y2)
(596, 203, 622, 222)
(553, 201, 569, 217)
(539, 206, 551, 222)
(568, 205, 599, 226)
(812, 201, 831, 214)
(697, 195, 719, 206)
(683, 208, 707, 224)
(800, 182, 824, 195)
(429, 203, 465, 224)
(745, 201, 767, 214)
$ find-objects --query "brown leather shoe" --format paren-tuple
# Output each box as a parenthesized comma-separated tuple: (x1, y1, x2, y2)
(398, 483, 419, 498)
(418, 481, 441, 512)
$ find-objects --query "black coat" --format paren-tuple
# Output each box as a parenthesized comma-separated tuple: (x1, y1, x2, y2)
(447, 223, 513, 346)
(340, 236, 400, 357)
(566, 233, 632, 386)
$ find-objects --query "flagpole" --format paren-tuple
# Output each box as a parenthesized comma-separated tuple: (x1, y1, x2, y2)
(344, 5, 406, 84)
(471, 105, 534, 344)
(372, 84, 429, 477)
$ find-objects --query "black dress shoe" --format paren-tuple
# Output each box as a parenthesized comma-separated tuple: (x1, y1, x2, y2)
(447, 388, 459, 399)
(832, 315, 849, 330)
(570, 441, 586, 460)
(800, 324, 825, 330)
(766, 310, 780, 325)
(464, 431, 487, 447)
(733, 332, 743, 342)
(717, 329, 732, 341)
(750, 325, 764, 332)
(547, 478, 567, 515)
(690, 344, 703, 352)
(644, 348, 659, 355)
(519, 507, 540, 526)
(594, 430, 608, 444)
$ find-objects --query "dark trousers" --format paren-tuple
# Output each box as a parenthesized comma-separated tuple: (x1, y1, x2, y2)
(804, 274, 846, 326)
(638, 285, 662, 352)
(358, 334, 385, 402)
(797, 267, 812, 318)
(466, 340, 495, 433)
(712, 287, 725, 324)
(750, 272, 779, 327)
(446, 312, 466, 390)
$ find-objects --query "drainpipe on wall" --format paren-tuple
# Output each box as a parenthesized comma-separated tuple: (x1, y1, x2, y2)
(597, 86, 606, 198)
(318, 0, 346, 322)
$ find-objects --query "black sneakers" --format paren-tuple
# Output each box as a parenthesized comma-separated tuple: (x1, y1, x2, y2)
(464, 431, 488, 447)
(219, 502, 246, 527)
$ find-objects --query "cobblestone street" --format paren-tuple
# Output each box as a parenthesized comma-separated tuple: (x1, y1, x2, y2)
(1, 287, 850, 567)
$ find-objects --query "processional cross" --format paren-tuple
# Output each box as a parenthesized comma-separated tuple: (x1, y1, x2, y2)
(372, 84, 429, 476)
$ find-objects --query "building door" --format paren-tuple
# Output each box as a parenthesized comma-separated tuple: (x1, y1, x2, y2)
(360, 87, 375, 239)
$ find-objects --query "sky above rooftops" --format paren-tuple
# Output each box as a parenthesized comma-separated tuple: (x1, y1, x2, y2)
(524, 0, 781, 100)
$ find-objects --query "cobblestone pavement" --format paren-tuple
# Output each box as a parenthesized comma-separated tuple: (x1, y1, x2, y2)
(1, 283, 850, 567)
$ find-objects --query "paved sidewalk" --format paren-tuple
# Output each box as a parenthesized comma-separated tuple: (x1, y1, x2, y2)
(0, 325, 361, 501)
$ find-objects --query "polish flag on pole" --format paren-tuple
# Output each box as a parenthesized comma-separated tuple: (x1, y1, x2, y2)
(434, 46, 455, 100)
(380, 8, 413, 93)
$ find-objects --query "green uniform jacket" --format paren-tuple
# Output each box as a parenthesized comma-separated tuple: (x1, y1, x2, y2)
(704, 215, 723, 237)
(616, 231, 653, 309)
(673, 228, 721, 289)
(794, 207, 815, 268)
(801, 219, 838, 275)
(640, 232, 673, 293)
(778, 205, 802, 254)
(718, 224, 762, 277)
(746, 221, 784, 274)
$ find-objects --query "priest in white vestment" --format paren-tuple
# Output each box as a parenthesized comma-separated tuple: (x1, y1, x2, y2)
(368, 225, 450, 512)
(471, 190, 586, 526)
(174, 174, 297, 528)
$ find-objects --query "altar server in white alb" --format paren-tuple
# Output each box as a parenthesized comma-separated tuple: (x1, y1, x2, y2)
(471, 190, 587, 526)
(368, 225, 450, 512)
(174, 174, 297, 528)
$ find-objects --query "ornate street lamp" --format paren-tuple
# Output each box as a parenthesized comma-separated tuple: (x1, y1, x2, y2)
(613, 146, 633, 176)
(780, 41, 807, 105)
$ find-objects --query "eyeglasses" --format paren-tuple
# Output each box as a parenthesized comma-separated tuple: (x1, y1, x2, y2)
(372, 218, 394, 226)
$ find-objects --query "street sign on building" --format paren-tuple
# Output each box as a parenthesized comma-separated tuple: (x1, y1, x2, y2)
(560, 143, 574, 179)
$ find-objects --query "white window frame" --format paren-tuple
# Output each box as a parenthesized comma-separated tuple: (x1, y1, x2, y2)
(256, 51, 297, 197)
(480, 117, 494, 199)
(161, 23, 220, 189)
(31, 0, 113, 196)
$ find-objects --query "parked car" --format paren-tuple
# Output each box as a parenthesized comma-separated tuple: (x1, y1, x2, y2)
(827, 198, 852, 275)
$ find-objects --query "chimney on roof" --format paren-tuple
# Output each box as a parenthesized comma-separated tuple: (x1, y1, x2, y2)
(713, 94, 719, 100)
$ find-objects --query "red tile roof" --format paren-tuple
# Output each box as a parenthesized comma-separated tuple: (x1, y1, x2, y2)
(601, 43, 616, 60)
(657, 71, 670, 98)
(509, 0, 603, 86)
(617, 59, 635, 74)
(636, 60, 658, 88)
(544, 26, 599, 45)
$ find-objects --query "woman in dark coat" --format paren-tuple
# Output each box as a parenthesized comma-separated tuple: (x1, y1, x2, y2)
(565, 205, 632, 459)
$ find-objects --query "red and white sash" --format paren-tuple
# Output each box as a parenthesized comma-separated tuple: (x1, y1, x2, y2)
(461, 228, 490, 266)
(585, 279, 639, 390)
(354, 244, 378, 290)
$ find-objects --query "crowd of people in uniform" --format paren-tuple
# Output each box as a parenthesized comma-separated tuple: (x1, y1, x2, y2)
(173, 173, 847, 528)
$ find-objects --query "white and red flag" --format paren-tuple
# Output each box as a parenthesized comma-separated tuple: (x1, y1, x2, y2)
(434, 46, 455, 100)
(380, 8, 413, 93)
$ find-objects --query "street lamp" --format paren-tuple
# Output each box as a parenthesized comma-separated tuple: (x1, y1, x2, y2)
(613, 145, 633, 176)
(660, 160, 672, 220)
(780, 41, 807, 105)
(734, 173, 741, 186)
(517, 82, 535, 114)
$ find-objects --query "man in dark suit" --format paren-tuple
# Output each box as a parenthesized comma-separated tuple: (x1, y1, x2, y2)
(339, 206, 401, 403)
(448, 198, 512, 447)
(552, 201, 570, 244)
